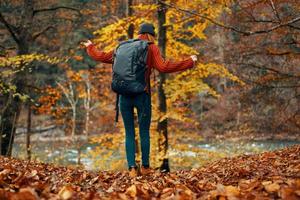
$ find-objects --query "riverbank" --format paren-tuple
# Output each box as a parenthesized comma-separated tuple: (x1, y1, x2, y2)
(1, 145, 299, 199)
(204, 130, 300, 142)
(12, 131, 300, 171)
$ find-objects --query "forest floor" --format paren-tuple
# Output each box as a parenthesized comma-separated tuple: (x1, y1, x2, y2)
(0, 145, 299, 200)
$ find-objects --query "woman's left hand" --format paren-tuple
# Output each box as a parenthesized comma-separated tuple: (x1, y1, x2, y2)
(82, 40, 93, 47)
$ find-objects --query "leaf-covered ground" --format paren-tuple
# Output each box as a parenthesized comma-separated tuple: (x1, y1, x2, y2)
(0, 145, 299, 200)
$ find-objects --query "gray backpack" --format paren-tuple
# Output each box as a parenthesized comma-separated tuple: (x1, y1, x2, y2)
(112, 39, 151, 122)
(111, 39, 150, 96)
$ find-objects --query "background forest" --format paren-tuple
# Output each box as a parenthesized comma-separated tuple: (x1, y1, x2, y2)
(0, 0, 299, 171)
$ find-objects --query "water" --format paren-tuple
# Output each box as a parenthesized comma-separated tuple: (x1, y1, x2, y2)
(197, 140, 300, 155)
(12, 139, 300, 170)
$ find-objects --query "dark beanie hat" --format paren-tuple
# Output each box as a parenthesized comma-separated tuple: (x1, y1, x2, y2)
(138, 23, 155, 36)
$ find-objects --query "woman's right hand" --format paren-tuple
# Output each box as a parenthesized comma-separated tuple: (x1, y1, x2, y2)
(191, 55, 198, 62)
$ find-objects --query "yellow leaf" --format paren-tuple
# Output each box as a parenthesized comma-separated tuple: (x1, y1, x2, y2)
(264, 183, 280, 193)
(125, 184, 137, 198)
(58, 186, 74, 200)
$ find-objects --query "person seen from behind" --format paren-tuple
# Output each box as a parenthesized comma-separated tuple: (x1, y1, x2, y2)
(83, 23, 198, 177)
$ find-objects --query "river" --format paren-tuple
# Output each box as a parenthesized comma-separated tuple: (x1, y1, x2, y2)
(12, 139, 300, 171)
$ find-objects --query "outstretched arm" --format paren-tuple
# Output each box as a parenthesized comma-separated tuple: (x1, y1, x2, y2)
(84, 40, 114, 64)
(148, 44, 195, 73)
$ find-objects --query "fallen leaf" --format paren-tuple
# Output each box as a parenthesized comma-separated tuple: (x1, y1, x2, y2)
(125, 184, 137, 198)
(58, 186, 73, 200)
(14, 187, 39, 200)
(264, 183, 280, 193)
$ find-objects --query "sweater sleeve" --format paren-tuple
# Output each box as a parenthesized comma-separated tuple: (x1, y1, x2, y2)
(86, 44, 114, 64)
(147, 44, 194, 73)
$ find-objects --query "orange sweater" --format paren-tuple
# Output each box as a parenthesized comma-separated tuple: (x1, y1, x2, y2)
(86, 35, 194, 90)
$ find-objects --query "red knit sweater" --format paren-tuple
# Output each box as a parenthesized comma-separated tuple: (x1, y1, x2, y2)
(86, 34, 194, 91)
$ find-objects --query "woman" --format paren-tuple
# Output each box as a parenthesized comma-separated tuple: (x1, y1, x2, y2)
(83, 23, 197, 177)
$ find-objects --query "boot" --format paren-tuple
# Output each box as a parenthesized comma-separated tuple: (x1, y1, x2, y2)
(159, 158, 170, 173)
(140, 166, 152, 176)
(128, 166, 138, 178)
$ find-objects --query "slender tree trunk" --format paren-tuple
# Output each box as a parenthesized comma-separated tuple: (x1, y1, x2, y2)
(156, 0, 170, 172)
(0, 117, 2, 154)
(236, 101, 241, 126)
(84, 78, 91, 136)
(6, 112, 17, 157)
(85, 111, 90, 136)
(77, 145, 81, 165)
(72, 106, 76, 137)
(26, 105, 31, 160)
(200, 94, 204, 120)
(127, 0, 134, 39)
(106, 0, 111, 16)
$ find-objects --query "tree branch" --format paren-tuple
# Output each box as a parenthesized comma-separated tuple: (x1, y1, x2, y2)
(288, 24, 300, 30)
(236, 62, 300, 78)
(158, 0, 300, 36)
(32, 25, 55, 40)
(0, 12, 20, 44)
(0, 45, 16, 50)
(250, 16, 300, 35)
(33, 6, 81, 16)
(242, 77, 300, 89)
(268, 0, 281, 22)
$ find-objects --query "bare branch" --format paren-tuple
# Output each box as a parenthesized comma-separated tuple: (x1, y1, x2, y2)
(242, 78, 300, 89)
(268, 0, 281, 22)
(0, 45, 16, 57)
(0, 45, 16, 50)
(158, 0, 300, 36)
(236, 62, 300, 78)
(56, 81, 75, 106)
(256, 16, 300, 34)
(266, 51, 300, 56)
(32, 26, 55, 40)
(33, 6, 81, 16)
(243, 19, 276, 24)
(288, 24, 300, 30)
(0, 12, 20, 44)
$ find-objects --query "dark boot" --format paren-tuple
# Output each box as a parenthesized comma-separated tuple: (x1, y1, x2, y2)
(159, 158, 170, 173)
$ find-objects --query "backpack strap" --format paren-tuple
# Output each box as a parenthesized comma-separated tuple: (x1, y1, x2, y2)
(113, 50, 119, 125)
(114, 93, 120, 124)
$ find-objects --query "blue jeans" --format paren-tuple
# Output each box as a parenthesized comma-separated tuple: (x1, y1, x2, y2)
(119, 92, 151, 168)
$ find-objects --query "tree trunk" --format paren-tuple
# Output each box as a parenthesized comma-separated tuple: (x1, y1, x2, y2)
(26, 105, 31, 160)
(6, 112, 17, 157)
(0, 67, 25, 156)
(84, 77, 91, 136)
(156, 0, 170, 172)
(72, 106, 76, 137)
(127, 0, 134, 39)
(85, 110, 90, 136)
(77, 146, 81, 165)
(0, 0, 34, 156)
(106, 0, 111, 16)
